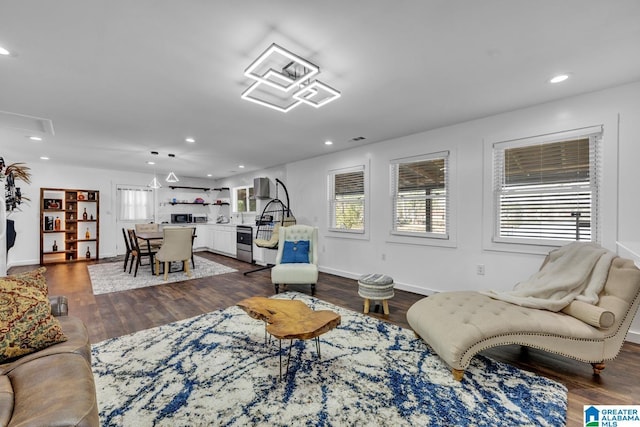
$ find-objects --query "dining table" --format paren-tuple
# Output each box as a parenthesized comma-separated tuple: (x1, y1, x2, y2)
(136, 229, 196, 275)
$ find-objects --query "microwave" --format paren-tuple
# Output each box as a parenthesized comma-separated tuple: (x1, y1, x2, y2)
(171, 213, 193, 224)
(193, 215, 208, 223)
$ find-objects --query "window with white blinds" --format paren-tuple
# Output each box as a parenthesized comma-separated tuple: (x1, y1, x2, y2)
(391, 151, 449, 238)
(117, 186, 154, 221)
(493, 127, 601, 244)
(328, 166, 365, 233)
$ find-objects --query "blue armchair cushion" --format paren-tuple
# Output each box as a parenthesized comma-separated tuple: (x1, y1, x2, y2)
(281, 240, 310, 264)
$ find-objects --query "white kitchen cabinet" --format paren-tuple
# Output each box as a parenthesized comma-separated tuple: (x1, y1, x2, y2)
(194, 225, 211, 250)
(210, 224, 235, 256)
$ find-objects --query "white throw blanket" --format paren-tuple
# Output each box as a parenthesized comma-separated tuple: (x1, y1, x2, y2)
(481, 242, 615, 311)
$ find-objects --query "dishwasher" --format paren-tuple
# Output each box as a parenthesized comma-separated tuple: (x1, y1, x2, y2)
(236, 225, 253, 263)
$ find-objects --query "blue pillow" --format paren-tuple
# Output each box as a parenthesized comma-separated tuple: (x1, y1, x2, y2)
(281, 240, 310, 264)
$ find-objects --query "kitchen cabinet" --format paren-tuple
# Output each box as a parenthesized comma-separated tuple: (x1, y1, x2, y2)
(193, 225, 211, 250)
(209, 224, 235, 256)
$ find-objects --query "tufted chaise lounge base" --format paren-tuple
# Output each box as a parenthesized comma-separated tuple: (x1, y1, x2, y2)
(407, 257, 640, 381)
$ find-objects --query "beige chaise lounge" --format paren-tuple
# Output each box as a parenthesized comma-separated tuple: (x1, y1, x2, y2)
(407, 256, 640, 381)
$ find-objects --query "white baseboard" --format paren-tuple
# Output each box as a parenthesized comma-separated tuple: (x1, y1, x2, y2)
(7, 258, 40, 268)
(7, 252, 118, 270)
(627, 330, 640, 344)
(318, 266, 435, 296)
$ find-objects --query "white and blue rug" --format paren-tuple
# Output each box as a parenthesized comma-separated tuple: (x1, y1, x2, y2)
(88, 254, 237, 295)
(91, 292, 567, 426)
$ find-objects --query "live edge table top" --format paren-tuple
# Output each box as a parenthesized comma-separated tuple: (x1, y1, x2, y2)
(237, 297, 341, 340)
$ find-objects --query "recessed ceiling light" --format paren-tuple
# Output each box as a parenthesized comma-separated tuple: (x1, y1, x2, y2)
(324, 140, 333, 145)
(206, 174, 212, 177)
(0, 46, 10, 56)
(549, 74, 570, 84)
(28, 136, 43, 141)
(40, 156, 49, 160)
(185, 137, 195, 143)
(238, 164, 245, 169)
(147, 161, 155, 165)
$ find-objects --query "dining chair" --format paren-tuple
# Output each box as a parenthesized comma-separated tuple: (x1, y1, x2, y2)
(154, 227, 194, 281)
(135, 223, 162, 250)
(121, 228, 132, 272)
(127, 228, 157, 277)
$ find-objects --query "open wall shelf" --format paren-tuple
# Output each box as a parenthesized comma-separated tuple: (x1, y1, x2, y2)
(168, 186, 211, 191)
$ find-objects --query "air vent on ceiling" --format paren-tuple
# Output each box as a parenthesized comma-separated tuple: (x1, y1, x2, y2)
(350, 136, 366, 142)
(0, 110, 55, 135)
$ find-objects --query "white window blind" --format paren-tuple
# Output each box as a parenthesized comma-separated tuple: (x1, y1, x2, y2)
(328, 166, 365, 232)
(493, 127, 601, 244)
(391, 151, 449, 237)
(117, 186, 154, 221)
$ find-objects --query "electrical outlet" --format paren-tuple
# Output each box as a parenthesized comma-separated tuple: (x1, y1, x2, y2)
(381, 253, 386, 261)
(476, 264, 485, 275)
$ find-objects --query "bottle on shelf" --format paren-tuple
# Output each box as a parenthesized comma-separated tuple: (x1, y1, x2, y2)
(52, 240, 58, 252)
(85, 228, 90, 239)
(90, 213, 94, 220)
(70, 213, 74, 220)
(86, 247, 91, 259)
(54, 216, 61, 231)
(83, 208, 88, 220)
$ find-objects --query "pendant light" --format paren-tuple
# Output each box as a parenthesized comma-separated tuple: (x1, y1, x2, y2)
(148, 176, 162, 189)
(148, 151, 162, 188)
(166, 154, 179, 183)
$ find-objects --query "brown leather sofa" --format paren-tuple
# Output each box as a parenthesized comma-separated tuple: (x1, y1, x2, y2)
(0, 296, 99, 426)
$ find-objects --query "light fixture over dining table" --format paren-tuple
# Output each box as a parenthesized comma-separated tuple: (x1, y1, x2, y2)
(165, 153, 179, 183)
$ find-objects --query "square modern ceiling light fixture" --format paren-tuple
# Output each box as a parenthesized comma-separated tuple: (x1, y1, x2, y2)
(241, 43, 340, 112)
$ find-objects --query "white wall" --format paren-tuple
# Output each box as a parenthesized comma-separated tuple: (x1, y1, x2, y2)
(285, 81, 640, 342)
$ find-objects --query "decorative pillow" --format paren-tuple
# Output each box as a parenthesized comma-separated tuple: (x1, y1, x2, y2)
(6, 267, 48, 294)
(561, 300, 615, 329)
(281, 240, 310, 264)
(0, 274, 67, 363)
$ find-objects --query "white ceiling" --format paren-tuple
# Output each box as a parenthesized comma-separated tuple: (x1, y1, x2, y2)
(2, 1, 640, 180)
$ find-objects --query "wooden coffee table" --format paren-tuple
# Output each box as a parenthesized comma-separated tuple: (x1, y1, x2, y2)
(237, 297, 341, 380)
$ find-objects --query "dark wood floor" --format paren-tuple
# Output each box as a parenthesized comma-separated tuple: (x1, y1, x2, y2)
(10, 251, 640, 425)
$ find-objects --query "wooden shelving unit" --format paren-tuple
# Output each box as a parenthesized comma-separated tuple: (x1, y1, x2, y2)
(40, 188, 99, 264)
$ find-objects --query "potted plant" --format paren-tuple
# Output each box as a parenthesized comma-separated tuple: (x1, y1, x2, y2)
(1, 157, 31, 212)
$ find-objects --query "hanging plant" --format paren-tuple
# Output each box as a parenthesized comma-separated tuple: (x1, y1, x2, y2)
(1, 158, 32, 212)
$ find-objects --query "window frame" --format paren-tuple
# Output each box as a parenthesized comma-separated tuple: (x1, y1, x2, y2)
(487, 125, 602, 251)
(116, 185, 154, 221)
(232, 185, 256, 214)
(390, 151, 450, 240)
(327, 164, 368, 236)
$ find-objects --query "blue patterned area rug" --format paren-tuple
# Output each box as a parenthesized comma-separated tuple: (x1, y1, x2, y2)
(91, 292, 567, 426)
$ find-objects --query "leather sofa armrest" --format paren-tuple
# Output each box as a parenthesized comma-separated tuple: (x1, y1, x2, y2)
(49, 295, 69, 317)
